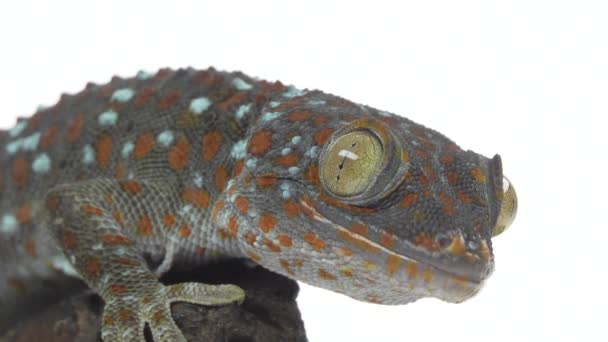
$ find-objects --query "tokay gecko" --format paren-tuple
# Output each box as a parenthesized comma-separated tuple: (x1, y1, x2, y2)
(0, 68, 517, 341)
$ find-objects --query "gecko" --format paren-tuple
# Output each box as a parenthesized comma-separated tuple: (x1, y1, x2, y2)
(0, 67, 517, 341)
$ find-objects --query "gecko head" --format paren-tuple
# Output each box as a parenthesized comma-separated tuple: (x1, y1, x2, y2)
(237, 90, 516, 305)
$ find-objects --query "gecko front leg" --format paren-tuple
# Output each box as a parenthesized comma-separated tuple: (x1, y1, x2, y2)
(45, 179, 244, 342)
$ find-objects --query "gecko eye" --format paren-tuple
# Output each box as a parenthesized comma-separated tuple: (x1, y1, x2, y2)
(320, 130, 384, 197)
(492, 177, 518, 237)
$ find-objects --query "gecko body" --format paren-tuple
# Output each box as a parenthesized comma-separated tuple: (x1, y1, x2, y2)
(0, 68, 516, 341)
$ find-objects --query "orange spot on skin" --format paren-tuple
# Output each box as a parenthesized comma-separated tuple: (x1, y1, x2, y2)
(313, 115, 330, 126)
(248, 130, 273, 156)
(235, 196, 249, 213)
(63, 231, 77, 250)
(314, 128, 334, 145)
(423, 267, 433, 283)
(113, 211, 123, 225)
(319, 269, 337, 281)
(479, 240, 491, 262)
(202, 131, 223, 161)
(96, 135, 113, 168)
(121, 180, 143, 195)
(337, 229, 380, 254)
(110, 284, 128, 294)
(351, 223, 369, 238)
(288, 110, 313, 122)
(115, 162, 126, 179)
(247, 252, 261, 262)
(134, 86, 156, 106)
(212, 200, 224, 223)
(81, 204, 103, 216)
(245, 231, 257, 246)
(280, 259, 294, 275)
(12, 156, 29, 187)
(456, 192, 473, 204)
(379, 232, 396, 249)
(214, 166, 229, 191)
(24, 240, 37, 257)
(259, 213, 277, 233)
(471, 167, 487, 184)
(447, 171, 459, 185)
(118, 308, 133, 322)
(400, 193, 418, 207)
(85, 258, 100, 277)
(159, 90, 181, 109)
(228, 216, 238, 237)
(256, 175, 277, 188)
(138, 216, 154, 236)
(168, 136, 190, 171)
(182, 188, 210, 208)
(283, 200, 301, 219)
(304, 233, 326, 251)
(440, 154, 455, 164)
(40, 125, 59, 148)
(218, 91, 247, 112)
(341, 268, 354, 278)
(415, 233, 439, 251)
(8, 278, 28, 296)
(304, 164, 320, 185)
(103, 193, 113, 204)
(234, 160, 244, 177)
(275, 153, 300, 167)
(179, 224, 191, 238)
(264, 239, 281, 252)
(386, 254, 402, 276)
(101, 234, 133, 245)
(66, 114, 85, 143)
(339, 248, 353, 256)
(16, 203, 32, 224)
(163, 213, 176, 228)
(406, 262, 418, 279)
(134, 133, 155, 159)
(278, 234, 293, 247)
(447, 235, 466, 256)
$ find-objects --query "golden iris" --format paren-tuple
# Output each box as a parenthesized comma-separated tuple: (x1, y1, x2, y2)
(321, 130, 383, 197)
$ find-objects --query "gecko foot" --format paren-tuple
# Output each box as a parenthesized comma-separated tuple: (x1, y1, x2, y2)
(100, 283, 245, 342)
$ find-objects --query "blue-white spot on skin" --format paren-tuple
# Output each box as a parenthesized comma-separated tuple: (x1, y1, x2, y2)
(291, 136, 302, 145)
(270, 101, 281, 108)
(232, 78, 253, 90)
(280, 183, 291, 199)
(157, 130, 175, 147)
(190, 97, 212, 115)
(9, 121, 27, 138)
(261, 112, 282, 122)
(136, 70, 153, 80)
(305, 146, 319, 158)
(193, 173, 203, 188)
(37, 104, 50, 111)
(235, 104, 251, 120)
(378, 110, 392, 117)
(82, 145, 95, 164)
(288, 167, 300, 175)
(0, 214, 18, 234)
(98, 110, 119, 126)
(246, 158, 257, 169)
(111, 88, 135, 103)
(308, 99, 326, 106)
(282, 86, 306, 98)
(7, 132, 42, 155)
(281, 147, 292, 156)
(231, 140, 248, 160)
(32, 153, 51, 174)
(121, 141, 134, 158)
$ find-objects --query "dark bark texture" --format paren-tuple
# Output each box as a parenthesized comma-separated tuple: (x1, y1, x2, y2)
(1, 260, 308, 342)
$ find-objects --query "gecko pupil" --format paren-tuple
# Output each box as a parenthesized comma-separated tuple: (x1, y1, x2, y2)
(321, 130, 383, 197)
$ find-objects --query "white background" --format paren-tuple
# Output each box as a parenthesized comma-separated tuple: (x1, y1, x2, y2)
(1, 1, 606, 341)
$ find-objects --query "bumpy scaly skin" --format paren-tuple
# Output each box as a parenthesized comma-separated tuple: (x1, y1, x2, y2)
(0, 68, 504, 340)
